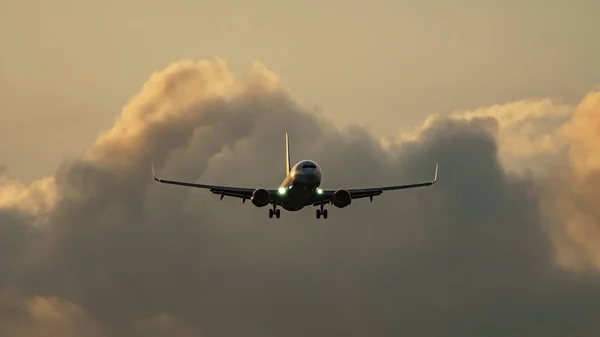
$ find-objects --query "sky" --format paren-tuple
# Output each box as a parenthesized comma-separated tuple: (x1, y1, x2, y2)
(1, 1, 600, 336)
(2, 0, 600, 182)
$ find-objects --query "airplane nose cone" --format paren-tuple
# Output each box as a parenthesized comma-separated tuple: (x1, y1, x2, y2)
(295, 173, 319, 184)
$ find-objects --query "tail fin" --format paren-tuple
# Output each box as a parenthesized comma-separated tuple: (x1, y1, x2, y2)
(285, 132, 291, 175)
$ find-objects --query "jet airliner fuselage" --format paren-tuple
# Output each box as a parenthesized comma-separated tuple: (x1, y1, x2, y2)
(277, 159, 323, 211)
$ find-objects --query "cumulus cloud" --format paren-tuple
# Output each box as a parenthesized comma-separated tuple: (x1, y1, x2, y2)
(563, 90, 600, 179)
(388, 88, 600, 273)
(0, 286, 106, 337)
(386, 98, 574, 174)
(1, 59, 600, 336)
(0, 176, 58, 215)
(453, 99, 572, 156)
(541, 90, 600, 270)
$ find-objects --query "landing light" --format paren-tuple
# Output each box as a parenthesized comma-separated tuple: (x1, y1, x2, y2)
(278, 187, 287, 195)
(316, 188, 323, 195)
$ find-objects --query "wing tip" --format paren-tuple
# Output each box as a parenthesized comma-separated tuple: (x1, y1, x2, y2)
(432, 163, 439, 184)
(151, 161, 161, 182)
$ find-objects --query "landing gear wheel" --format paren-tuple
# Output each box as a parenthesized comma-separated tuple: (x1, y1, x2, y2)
(269, 205, 280, 219)
(316, 208, 328, 219)
(316, 203, 328, 219)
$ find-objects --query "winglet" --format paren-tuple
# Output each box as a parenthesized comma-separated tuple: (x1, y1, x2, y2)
(152, 161, 161, 182)
(432, 163, 439, 184)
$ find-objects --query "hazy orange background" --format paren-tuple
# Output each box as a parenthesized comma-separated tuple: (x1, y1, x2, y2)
(1, 1, 600, 336)
(2, 0, 599, 183)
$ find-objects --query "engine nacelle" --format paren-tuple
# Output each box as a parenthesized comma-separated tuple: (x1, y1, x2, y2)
(332, 189, 352, 208)
(251, 188, 270, 207)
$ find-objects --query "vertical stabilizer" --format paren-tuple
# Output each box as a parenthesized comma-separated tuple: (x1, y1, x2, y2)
(285, 132, 291, 175)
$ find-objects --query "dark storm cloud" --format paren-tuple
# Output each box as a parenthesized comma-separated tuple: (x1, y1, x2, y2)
(1, 60, 600, 337)
(0, 210, 36, 283)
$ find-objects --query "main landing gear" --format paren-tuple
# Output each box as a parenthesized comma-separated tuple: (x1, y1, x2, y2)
(269, 205, 280, 219)
(316, 204, 328, 219)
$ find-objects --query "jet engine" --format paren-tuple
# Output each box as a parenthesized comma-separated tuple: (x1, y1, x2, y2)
(332, 189, 352, 208)
(251, 188, 270, 207)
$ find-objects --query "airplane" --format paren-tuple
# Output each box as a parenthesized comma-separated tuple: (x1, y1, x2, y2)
(152, 133, 438, 219)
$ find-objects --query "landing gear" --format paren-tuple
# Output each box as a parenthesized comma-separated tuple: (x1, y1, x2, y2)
(269, 205, 280, 219)
(316, 204, 328, 219)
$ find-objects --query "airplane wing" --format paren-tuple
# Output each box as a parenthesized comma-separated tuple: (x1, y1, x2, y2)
(152, 163, 272, 201)
(314, 163, 438, 205)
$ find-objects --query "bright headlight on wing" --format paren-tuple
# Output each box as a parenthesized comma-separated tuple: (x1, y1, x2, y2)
(278, 187, 286, 195)
(316, 188, 323, 194)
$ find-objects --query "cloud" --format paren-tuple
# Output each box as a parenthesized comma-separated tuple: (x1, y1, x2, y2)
(0, 176, 58, 215)
(1, 59, 600, 336)
(387, 88, 600, 273)
(386, 98, 574, 174)
(541, 90, 600, 270)
(0, 286, 106, 337)
(563, 90, 600, 179)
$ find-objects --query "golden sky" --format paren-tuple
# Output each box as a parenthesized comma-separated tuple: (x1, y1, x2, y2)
(1, 0, 600, 182)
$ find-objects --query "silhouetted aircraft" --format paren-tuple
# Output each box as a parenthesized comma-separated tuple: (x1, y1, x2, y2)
(153, 133, 438, 219)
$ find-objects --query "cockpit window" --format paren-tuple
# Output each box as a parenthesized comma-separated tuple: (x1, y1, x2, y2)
(302, 164, 317, 168)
